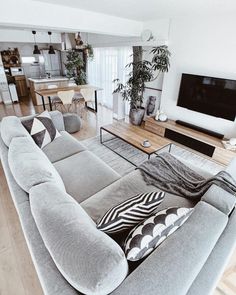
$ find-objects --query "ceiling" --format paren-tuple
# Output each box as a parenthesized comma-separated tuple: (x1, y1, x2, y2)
(34, 0, 236, 21)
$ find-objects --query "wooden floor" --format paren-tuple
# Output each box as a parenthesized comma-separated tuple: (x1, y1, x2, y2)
(0, 97, 235, 295)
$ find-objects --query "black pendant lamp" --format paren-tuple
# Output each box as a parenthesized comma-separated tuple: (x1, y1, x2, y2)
(32, 31, 41, 54)
(48, 32, 55, 54)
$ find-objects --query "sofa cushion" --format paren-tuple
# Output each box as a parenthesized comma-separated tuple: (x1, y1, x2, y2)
(43, 131, 86, 163)
(81, 170, 197, 222)
(124, 207, 193, 261)
(97, 191, 165, 233)
(8, 137, 65, 193)
(22, 110, 61, 148)
(29, 183, 128, 295)
(0, 116, 32, 147)
(54, 151, 120, 202)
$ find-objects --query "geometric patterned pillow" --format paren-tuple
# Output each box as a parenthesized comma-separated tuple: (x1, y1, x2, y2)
(22, 110, 61, 149)
(124, 207, 193, 261)
(97, 191, 165, 234)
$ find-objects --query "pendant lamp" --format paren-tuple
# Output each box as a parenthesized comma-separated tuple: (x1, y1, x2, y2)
(48, 32, 55, 54)
(32, 31, 41, 54)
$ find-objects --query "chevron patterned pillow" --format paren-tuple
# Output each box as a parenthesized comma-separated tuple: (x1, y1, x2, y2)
(124, 207, 193, 261)
(22, 110, 61, 148)
(97, 191, 165, 233)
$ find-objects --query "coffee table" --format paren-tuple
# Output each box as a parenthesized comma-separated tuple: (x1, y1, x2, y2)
(100, 121, 172, 165)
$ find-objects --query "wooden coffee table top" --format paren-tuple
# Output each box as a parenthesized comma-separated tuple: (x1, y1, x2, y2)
(101, 121, 171, 155)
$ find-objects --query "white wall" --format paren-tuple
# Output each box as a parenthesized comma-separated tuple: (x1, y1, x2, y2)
(143, 19, 170, 41)
(161, 16, 236, 138)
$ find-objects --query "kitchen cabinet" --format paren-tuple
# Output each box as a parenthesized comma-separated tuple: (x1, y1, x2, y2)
(14, 75, 28, 97)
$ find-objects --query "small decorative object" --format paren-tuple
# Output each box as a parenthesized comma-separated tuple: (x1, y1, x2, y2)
(141, 139, 151, 148)
(229, 138, 236, 146)
(155, 110, 160, 121)
(155, 109, 168, 122)
(159, 113, 168, 122)
(75, 32, 84, 48)
(146, 96, 156, 116)
(222, 139, 236, 151)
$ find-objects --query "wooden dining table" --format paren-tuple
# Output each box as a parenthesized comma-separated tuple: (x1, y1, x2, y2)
(35, 85, 102, 112)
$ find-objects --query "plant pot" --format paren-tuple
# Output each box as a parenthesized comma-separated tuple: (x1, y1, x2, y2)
(129, 107, 145, 125)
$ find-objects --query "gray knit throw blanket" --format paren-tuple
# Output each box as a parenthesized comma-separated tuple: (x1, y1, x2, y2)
(138, 152, 236, 200)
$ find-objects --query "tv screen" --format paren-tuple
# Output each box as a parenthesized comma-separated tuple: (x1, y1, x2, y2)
(177, 73, 236, 121)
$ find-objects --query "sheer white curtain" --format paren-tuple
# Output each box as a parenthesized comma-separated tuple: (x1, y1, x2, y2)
(87, 47, 133, 109)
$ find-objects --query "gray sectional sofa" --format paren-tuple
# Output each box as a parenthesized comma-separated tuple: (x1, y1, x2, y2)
(0, 110, 236, 295)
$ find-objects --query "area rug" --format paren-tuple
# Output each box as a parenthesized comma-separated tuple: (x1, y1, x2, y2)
(82, 134, 224, 177)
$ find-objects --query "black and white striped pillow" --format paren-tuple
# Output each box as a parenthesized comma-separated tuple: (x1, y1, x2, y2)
(124, 207, 193, 261)
(97, 191, 165, 233)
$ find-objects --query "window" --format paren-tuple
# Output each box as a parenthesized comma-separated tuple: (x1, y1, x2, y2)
(87, 47, 132, 109)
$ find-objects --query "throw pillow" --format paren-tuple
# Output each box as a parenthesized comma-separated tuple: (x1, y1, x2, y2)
(97, 191, 165, 233)
(22, 110, 61, 148)
(124, 207, 193, 261)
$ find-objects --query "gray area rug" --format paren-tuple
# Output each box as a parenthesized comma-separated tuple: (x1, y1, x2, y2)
(82, 134, 224, 177)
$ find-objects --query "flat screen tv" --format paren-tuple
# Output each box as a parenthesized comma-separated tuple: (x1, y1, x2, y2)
(177, 73, 236, 121)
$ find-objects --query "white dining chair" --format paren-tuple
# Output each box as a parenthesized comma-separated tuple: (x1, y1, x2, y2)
(47, 84, 63, 111)
(57, 90, 75, 113)
(80, 88, 96, 113)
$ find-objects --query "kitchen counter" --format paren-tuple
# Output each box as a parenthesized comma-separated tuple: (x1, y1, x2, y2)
(28, 76, 69, 84)
(28, 76, 70, 105)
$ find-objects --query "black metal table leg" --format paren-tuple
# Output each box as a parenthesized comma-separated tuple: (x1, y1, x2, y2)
(95, 90, 98, 113)
(85, 90, 98, 113)
(100, 128, 103, 143)
(48, 96, 52, 111)
(41, 95, 46, 110)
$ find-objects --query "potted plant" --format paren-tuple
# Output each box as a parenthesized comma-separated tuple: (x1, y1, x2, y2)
(64, 49, 87, 85)
(84, 44, 94, 60)
(113, 45, 171, 125)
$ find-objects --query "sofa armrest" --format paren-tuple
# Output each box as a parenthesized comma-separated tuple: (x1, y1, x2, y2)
(202, 184, 235, 215)
(112, 201, 228, 295)
(49, 111, 65, 131)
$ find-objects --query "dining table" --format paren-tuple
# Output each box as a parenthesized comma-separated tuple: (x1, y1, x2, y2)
(35, 85, 102, 112)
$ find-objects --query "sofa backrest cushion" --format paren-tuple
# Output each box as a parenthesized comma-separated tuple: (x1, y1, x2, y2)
(8, 137, 65, 193)
(29, 183, 128, 295)
(0, 116, 32, 147)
